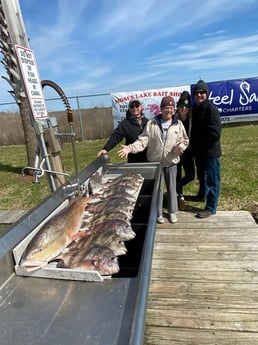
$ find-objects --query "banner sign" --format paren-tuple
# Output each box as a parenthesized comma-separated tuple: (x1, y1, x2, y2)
(111, 85, 190, 127)
(15, 45, 48, 120)
(192, 77, 258, 124)
(111, 77, 258, 127)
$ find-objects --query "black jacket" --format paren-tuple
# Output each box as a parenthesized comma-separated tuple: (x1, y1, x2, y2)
(103, 115, 149, 162)
(191, 99, 222, 158)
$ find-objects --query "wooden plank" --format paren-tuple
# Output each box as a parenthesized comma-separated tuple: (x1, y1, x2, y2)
(154, 227, 258, 234)
(151, 259, 258, 270)
(176, 210, 256, 221)
(144, 327, 258, 345)
(156, 222, 257, 228)
(152, 250, 258, 260)
(146, 308, 258, 331)
(149, 281, 258, 295)
(154, 232, 258, 243)
(154, 242, 258, 251)
(150, 268, 258, 282)
(148, 297, 258, 311)
(144, 210, 258, 344)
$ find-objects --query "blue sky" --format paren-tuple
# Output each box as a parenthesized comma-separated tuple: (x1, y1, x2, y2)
(1, 0, 258, 111)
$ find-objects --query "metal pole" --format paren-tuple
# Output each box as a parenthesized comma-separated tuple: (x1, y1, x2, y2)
(35, 121, 57, 192)
(76, 96, 84, 141)
(67, 109, 80, 192)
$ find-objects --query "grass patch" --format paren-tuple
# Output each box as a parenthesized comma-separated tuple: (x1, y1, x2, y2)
(0, 139, 125, 210)
(0, 124, 257, 211)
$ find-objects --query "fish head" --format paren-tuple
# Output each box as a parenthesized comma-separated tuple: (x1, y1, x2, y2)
(92, 255, 120, 275)
(106, 233, 127, 256)
(20, 253, 49, 272)
(75, 245, 120, 275)
(92, 232, 127, 253)
(116, 222, 136, 241)
(20, 240, 63, 271)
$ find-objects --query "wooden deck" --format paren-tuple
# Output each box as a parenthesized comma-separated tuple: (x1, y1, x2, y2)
(144, 210, 258, 345)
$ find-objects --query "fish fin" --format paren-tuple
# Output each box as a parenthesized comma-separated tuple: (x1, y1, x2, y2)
(70, 231, 88, 241)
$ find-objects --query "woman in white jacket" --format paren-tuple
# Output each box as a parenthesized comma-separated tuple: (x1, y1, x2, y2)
(118, 96, 189, 224)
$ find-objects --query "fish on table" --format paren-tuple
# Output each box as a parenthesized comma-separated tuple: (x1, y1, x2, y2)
(83, 203, 134, 222)
(89, 173, 143, 197)
(68, 231, 127, 256)
(20, 196, 90, 271)
(86, 219, 136, 241)
(85, 197, 135, 214)
(80, 211, 132, 230)
(103, 173, 144, 188)
(19, 172, 143, 276)
(56, 244, 120, 275)
(91, 190, 137, 203)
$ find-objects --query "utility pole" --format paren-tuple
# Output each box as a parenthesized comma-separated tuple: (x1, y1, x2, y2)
(0, 0, 66, 191)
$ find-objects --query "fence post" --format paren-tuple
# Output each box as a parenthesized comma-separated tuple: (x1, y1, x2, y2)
(76, 96, 84, 141)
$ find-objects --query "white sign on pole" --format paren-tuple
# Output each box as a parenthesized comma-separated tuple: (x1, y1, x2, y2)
(15, 45, 48, 120)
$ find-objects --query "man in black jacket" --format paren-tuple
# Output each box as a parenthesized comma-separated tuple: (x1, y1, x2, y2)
(97, 99, 149, 162)
(191, 80, 222, 218)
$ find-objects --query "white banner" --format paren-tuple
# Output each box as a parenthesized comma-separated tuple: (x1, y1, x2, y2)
(111, 85, 190, 127)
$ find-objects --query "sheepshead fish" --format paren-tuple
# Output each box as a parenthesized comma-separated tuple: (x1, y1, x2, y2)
(87, 219, 136, 240)
(56, 244, 120, 275)
(20, 196, 90, 271)
(91, 190, 137, 202)
(86, 197, 135, 214)
(68, 231, 127, 256)
(104, 173, 144, 187)
(83, 204, 134, 221)
(80, 211, 131, 229)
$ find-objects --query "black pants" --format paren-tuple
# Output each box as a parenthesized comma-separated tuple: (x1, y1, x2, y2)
(176, 150, 195, 196)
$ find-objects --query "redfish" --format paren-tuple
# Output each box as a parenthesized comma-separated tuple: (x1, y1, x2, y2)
(20, 196, 90, 271)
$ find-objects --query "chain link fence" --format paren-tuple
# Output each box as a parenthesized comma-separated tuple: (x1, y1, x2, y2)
(0, 92, 115, 145)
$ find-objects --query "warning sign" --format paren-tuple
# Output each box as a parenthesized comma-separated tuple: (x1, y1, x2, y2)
(15, 45, 48, 120)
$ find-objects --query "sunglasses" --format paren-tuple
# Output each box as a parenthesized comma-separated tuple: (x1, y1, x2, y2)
(194, 90, 206, 96)
(130, 104, 140, 108)
(178, 104, 190, 109)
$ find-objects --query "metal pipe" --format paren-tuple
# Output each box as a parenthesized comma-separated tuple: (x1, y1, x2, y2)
(21, 166, 71, 179)
(35, 123, 57, 192)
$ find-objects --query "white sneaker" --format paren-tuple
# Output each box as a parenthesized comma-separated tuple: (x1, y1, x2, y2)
(169, 213, 177, 223)
(157, 215, 165, 224)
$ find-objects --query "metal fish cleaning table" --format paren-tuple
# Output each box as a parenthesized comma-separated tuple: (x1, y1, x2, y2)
(0, 157, 160, 345)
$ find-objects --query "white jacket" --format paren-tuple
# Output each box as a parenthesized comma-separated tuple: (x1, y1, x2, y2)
(128, 115, 189, 166)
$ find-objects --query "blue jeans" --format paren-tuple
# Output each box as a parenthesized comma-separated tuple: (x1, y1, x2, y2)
(204, 157, 221, 213)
